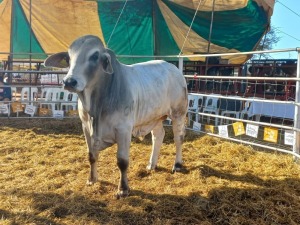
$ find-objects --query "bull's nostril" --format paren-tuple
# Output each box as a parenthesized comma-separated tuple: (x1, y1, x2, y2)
(64, 78, 77, 88)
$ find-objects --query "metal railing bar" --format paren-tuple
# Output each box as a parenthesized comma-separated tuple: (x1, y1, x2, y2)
(0, 70, 67, 74)
(184, 75, 300, 81)
(186, 127, 299, 159)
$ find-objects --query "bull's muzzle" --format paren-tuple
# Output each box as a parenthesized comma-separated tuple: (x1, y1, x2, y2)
(63, 77, 77, 90)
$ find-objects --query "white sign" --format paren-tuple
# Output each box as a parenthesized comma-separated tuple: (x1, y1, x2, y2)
(0, 104, 9, 114)
(218, 125, 228, 137)
(284, 130, 295, 146)
(24, 105, 36, 116)
(53, 110, 64, 119)
(40, 74, 58, 84)
(246, 124, 259, 138)
(192, 121, 201, 131)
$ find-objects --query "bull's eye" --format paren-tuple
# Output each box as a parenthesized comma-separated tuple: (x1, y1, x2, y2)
(89, 52, 99, 62)
(64, 56, 70, 65)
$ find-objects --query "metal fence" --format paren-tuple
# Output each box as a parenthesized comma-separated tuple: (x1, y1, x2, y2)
(1, 48, 300, 160)
(183, 48, 300, 161)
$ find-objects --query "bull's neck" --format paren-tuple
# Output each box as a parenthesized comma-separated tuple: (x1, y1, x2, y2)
(77, 77, 110, 117)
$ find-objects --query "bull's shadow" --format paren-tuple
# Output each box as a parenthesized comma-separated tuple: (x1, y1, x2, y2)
(0, 208, 61, 225)
(2, 186, 212, 224)
(199, 164, 266, 185)
(2, 164, 300, 224)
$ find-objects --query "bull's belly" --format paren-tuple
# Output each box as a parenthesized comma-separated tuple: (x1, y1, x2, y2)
(132, 123, 156, 138)
(132, 115, 167, 138)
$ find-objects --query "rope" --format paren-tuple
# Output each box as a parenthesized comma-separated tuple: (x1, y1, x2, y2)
(259, 24, 269, 60)
(107, 0, 128, 47)
(179, 0, 203, 56)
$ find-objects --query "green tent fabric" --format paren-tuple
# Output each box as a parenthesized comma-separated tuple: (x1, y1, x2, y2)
(0, 0, 274, 64)
(98, 0, 155, 64)
(97, 0, 182, 63)
(162, 0, 268, 52)
(12, 0, 45, 59)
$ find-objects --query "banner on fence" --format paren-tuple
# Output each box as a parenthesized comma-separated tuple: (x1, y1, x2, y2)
(11, 102, 23, 113)
(67, 110, 79, 117)
(218, 125, 229, 137)
(39, 107, 51, 116)
(53, 110, 64, 119)
(263, 127, 278, 143)
(246, 124, 259, 138)
(205, 125, 214, 133)
(40, 74, 58, 84)
(0, 104, 9, 114)
(192, 121, 201, 131)
(24, 105, 36, 116)
(284, 130, 295, 146)
(232, 122, 245, 136)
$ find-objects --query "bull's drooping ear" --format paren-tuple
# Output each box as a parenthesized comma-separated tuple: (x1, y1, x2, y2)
(44, 52, 69, 68)
(101, 52, 114, 74)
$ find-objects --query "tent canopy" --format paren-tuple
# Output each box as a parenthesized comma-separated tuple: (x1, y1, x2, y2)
(0, 0, 274, 64)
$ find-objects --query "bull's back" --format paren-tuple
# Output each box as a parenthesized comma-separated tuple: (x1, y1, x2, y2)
(125, 60, 187, 125)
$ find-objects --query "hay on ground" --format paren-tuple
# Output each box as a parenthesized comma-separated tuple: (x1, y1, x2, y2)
(0, 119, 300, 225)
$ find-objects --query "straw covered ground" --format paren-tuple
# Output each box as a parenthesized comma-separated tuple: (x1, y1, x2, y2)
(1, 119, 300, 225)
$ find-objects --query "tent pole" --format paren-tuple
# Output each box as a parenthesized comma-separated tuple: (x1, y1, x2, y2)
(29, 0, 32, 104)
(205, 0, 215, 74)
(29, 0, 32, 71)
(152, 0, 156, 59)
(9, 0, 15, 72)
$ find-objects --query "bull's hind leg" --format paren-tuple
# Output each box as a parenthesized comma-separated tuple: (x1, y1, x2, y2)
(147, 121, 165, 170)
(171, 115, 186, 173)
(87, 150, 100, 185)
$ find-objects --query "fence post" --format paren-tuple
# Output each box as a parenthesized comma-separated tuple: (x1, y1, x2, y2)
(293, 48, 300, 161)
(178, 57, 183, 74)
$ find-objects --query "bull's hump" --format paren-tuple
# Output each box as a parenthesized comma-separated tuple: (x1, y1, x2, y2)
(130, 60, 166, 67)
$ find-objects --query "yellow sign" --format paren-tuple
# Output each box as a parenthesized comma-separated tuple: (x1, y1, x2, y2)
(205, 125, 214, 133)
(11, 102, 23, 113)
(68, 110, 79, 117)
(232, 122, 245, 136)
(264, 127, 278, 143)
(39, 107, 51, 116)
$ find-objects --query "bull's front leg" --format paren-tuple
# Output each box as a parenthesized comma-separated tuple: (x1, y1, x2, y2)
(115, 128, 132, 198)
(83, 125, 99, 185)
(87, 150, 99, 185)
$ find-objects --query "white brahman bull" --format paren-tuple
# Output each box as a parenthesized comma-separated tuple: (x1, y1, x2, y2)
(44, 35, 188, 198)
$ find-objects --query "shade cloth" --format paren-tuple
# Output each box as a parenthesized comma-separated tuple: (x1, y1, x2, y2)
(0, 0, 274, 64)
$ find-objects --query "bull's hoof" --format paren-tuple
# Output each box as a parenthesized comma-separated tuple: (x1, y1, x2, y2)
(171, 162, 183, 174)
(86, 178, 98, 185)
(146, 163, 157, 171)
(116, 189, 130, 199)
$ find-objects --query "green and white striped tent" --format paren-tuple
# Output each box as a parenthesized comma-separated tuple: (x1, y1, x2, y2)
(0, 0, 274, 64)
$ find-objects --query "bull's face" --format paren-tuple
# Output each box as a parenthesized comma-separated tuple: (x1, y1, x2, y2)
(44, 35, 113, 92)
